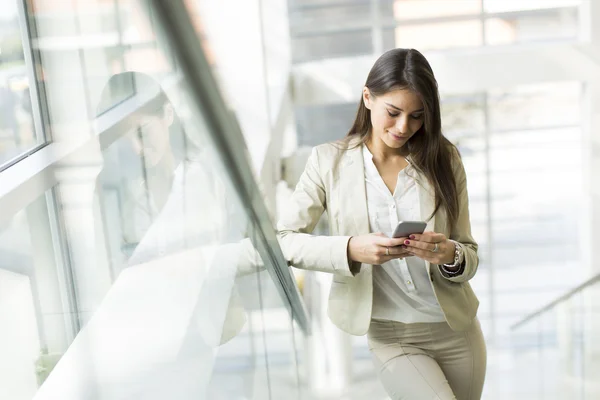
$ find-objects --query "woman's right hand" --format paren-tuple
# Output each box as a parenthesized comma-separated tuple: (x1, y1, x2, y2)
(348, 233, 411, 265)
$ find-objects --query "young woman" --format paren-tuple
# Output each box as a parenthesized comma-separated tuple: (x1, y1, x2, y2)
(277, 48, 486, 399)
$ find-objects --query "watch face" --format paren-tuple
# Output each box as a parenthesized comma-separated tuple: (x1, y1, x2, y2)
(456, 244, 464, 264)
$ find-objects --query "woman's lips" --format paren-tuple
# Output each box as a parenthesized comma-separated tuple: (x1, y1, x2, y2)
(388, 131, 408, 141)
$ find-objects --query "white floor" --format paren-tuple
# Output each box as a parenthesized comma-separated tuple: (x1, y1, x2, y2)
(267, 345, 600, 400)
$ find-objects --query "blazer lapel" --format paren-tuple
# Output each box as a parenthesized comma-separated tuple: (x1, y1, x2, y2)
(338, 143, 370, 236)
(415, 171, 437, 234)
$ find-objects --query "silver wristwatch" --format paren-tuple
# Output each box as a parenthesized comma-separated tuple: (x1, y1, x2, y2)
(443, 240, 464, 269)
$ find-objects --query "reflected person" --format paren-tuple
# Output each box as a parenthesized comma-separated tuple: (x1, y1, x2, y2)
(88, 72, 251, 398)
(270, 48, 486, 400)
(95, 71, 229, 272)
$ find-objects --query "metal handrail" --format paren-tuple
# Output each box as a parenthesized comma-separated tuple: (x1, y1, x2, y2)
(510, 272, 600, 331)
(146, 0, 310, 333)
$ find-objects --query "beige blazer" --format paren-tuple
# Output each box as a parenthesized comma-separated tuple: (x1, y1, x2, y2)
(277, 137, 480, 336)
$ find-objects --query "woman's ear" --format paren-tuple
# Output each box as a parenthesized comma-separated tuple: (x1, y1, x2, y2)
(362, 87, 372, 110)
(163, 103, 175, 127)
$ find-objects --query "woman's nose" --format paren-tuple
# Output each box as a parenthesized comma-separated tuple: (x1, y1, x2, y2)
(396, 116, 409, 133)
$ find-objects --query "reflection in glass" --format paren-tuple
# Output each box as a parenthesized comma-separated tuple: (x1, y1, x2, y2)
(95, 71, 222, 272)
(41, 68, 284, 397)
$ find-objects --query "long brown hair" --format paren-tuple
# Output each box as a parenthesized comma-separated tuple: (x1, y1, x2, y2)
(347, 48, 460, 231)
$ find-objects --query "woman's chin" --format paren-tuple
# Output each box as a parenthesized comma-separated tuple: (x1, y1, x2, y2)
(384, 134, 407, 148)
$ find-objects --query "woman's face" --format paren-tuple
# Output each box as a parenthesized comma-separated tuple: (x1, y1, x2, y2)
(128, 104, 174, 167)
(363, 87, 424, 150)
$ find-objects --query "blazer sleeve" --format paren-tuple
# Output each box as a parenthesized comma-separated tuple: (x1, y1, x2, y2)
(439, 149, 479, 283)
(277, 147, 355, 277)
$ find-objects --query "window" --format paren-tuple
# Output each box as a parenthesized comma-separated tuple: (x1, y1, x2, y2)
(440, 81, 584, 342)
(288, 0, 583, 62)
(0, 1, 43, 167)
(0, 190, 75, 398)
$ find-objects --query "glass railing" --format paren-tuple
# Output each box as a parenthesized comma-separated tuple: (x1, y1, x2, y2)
(510, 274, 600, 400)
(0, 0, 307, 399)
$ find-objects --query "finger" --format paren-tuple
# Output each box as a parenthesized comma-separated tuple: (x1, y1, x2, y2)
(404, 247, 436, 262)
(409, 232, 446, 243)
(376, 245, 408, 257)
(402, 238, 435, 252)
(376, 236, 407, 247)
(387, 246, 411, 257)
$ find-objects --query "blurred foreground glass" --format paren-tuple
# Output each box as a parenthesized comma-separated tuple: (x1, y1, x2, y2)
(0, 0, 302, 399)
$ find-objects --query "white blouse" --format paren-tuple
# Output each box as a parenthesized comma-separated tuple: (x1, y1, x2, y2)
(363, 145, 446, 323)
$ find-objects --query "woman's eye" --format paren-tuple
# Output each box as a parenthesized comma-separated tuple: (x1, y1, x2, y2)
(411, 114, 423, 120)
(387, 111, 399, 117)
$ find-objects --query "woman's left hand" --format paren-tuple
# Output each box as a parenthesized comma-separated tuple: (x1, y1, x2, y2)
(402, 232, 455, 265)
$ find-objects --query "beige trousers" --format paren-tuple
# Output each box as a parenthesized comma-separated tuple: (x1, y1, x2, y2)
(367, 318, 486, 400)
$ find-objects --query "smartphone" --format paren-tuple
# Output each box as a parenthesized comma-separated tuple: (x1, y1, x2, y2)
(392, 221, 427, 238)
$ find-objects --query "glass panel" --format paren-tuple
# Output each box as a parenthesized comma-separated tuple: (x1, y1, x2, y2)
(485, 7, 579, 45)
(510, 285, 600, 400)
(254, 269, 301, 398)
(392, 0, 481, 20)
(205, 226, 272, 399)
(392, 19, 483, 51)
(0, 190, 73, 399)
(7, 1, 303, 398)
(462, 80, 584, 349)
(582, 285, 600, 399)
(0, 0, 40, 166)
(484, 0, 581, 13)
(488, 82, 581, 131)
